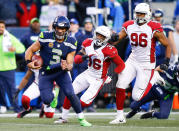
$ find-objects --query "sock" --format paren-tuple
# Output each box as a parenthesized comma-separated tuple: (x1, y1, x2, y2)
(116, 88, 126, 110)
(77, 112, 84, 120)
(117, 110, 124, 117)
(21, 95, 31, 110)
(63, 96, 71, 109)
(61, 107, 70, 120)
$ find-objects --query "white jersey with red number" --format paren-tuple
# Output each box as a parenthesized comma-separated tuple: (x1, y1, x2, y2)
(82, 38, 118, 79)
(123, 20, 163, 69)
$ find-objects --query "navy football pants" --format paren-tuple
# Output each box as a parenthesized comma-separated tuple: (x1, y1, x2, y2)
(39, 70, 82, 113)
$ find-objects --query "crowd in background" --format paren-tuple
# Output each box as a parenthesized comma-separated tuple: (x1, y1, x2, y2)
(1, 0, 179, 113)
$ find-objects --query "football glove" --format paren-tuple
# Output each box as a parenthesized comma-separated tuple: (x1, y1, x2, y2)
(109, 32, 119, 43)
(160, 58, 170, 71)
(13, 89, 20, 103)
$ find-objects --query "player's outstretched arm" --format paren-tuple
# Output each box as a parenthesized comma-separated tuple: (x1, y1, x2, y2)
(155, 31, 171, 70)
(168, 31, 178, 63)
(112, 55, 125, 74)
(155, 31, 171, 59)
(25, 41, 41, 69)
(74, 48, 88, 64)
(13, 69, 33, 101)
(18, 69, 33, 91)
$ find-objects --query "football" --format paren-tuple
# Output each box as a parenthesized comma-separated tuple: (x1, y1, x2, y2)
(32, 54, 43, 67)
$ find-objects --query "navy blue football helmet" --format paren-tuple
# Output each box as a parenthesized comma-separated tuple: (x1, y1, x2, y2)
(52, 16, 70, 40)
(153, 9, 164, 18)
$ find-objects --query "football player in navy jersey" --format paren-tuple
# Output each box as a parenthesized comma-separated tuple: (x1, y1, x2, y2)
(126, 64, 179, 119)
(25, 16, 91, 127)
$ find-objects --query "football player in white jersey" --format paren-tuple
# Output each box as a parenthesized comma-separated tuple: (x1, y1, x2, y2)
(14, 68, 58, 118)
(109, 3, 171, 124)
(54, 26, 125, 124)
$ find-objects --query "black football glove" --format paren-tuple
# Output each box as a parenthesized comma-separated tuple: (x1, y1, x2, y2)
(160, 58, 170, 71)
(82, 55, 89, 61)
(13, 89, 20, 103)
(109, 32, 119, 43)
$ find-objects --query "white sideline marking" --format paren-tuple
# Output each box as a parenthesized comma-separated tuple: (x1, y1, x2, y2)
(0, 112, 179, 118)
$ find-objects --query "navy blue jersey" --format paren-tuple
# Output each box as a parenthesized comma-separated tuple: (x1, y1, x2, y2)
(162, 64, 179, 93)
(155, 25, 174, 67)
(38, 31, 77, 71)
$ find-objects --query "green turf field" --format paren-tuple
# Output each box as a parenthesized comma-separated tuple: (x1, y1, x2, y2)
(0, 112, 179, 131)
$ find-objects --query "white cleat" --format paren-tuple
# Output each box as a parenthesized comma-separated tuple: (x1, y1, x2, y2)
(109, 116, 126, 124)
(54, 117, 68, 124)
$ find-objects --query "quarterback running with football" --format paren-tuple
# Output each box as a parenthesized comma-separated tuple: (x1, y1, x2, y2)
(54, 25, 125, 124)
(25, 16, 91, 126)
(109, 3, 171, 124)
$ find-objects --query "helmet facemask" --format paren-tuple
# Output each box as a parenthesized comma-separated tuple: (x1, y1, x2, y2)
(93, 26, 111, 47)
(94, 33, 106, 46)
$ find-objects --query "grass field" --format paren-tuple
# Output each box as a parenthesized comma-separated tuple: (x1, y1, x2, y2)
(0, 111, 179, 131)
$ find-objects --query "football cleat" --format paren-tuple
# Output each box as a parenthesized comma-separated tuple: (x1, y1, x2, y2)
(126, 109, 141, 119)
(79, 118, 92, 127)
(50, 86, 59, 108)
(17, 108, 32, 118)
(109, 115, 126, 124)
(140, 111, 154, 119)
(54, 117, 68, 124)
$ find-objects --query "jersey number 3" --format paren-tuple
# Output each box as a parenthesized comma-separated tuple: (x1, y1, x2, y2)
(131, 33, 147, 47)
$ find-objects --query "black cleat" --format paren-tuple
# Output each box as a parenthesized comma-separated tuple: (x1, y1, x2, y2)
(140, 111, 154, 119)
(17, 108, 32, 118)
(126, 109, 141, 119)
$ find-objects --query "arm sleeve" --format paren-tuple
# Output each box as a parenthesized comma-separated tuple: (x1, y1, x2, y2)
(112, 55, 125, 74)
(10, 34, 25, 54)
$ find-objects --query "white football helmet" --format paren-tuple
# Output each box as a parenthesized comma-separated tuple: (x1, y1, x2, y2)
(93, 26, 111, 46)
(134, 3, 151, 24)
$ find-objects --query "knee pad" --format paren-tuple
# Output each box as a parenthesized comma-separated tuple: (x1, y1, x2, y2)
(21, 95, 31, 110)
